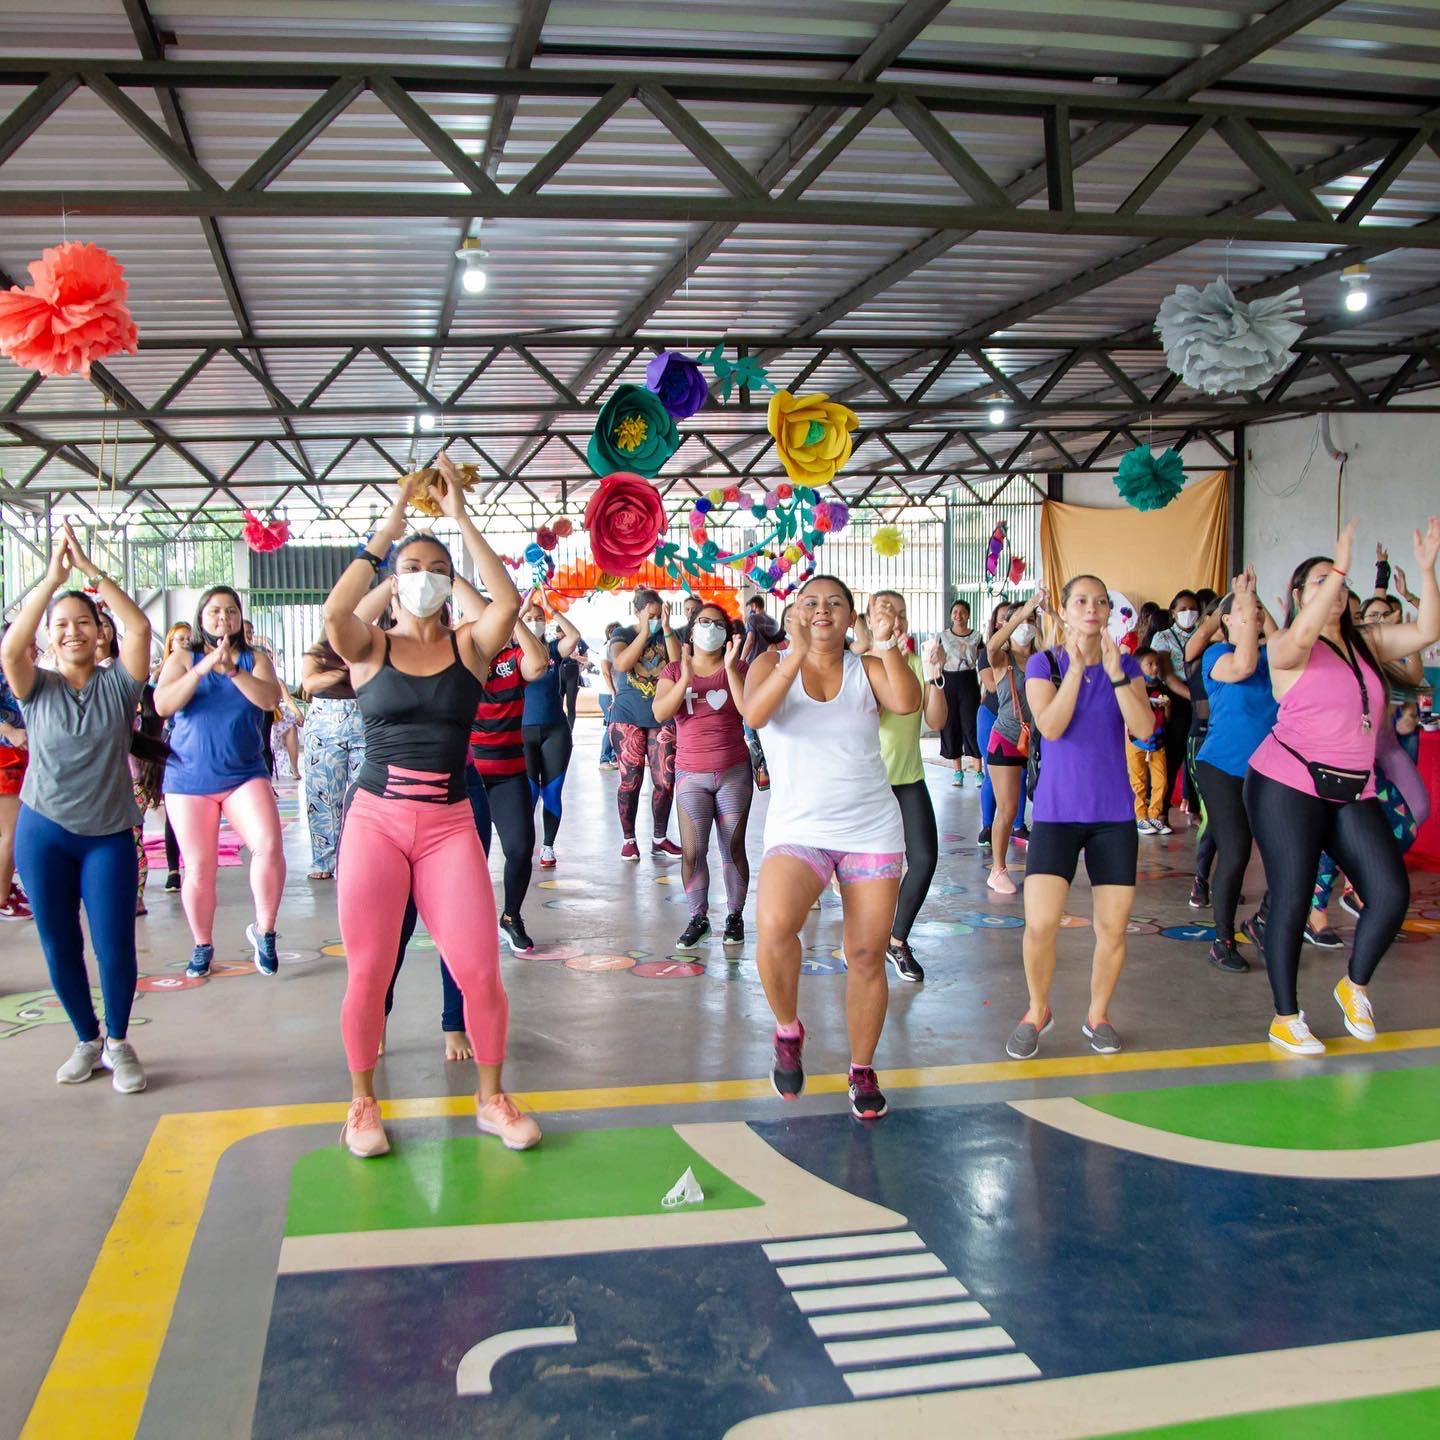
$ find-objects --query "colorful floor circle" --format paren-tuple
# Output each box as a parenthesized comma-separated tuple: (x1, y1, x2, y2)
(563, 953, 638, 972)
(953, 911, 1024, 929)
(1160, 923, 1217, 942)
(209, 962, 259, 978)
(631, 960, 705, 979)
(1058, 914, 1091, 929)
(807, 955, 848, 974)
(536, 878, 587, 889)
(543, 898, 593, 911)
(1126, 920, 1161, 935)
(1402, 916, 1440, 934)
(653, 874, 678, 885)
(909, 920, 976, 938)
(523, 944, 585, 962)
(137, 974, 206, 992)
(320, 942, 345, 957)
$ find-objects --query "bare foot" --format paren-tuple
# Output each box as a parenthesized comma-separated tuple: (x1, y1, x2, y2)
(444, 1030, 473, 1062)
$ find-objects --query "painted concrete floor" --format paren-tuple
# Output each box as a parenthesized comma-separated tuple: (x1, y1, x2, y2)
(5, 722, 1440, 1439)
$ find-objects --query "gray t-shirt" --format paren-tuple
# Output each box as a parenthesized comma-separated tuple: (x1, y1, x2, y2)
(19, 664, 144, 834)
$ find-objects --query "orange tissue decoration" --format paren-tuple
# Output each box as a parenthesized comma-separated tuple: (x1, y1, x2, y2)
(0, 242, 140, 378)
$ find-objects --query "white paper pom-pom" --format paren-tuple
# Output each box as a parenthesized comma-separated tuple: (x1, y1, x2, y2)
(1155, 278, 1304, 395)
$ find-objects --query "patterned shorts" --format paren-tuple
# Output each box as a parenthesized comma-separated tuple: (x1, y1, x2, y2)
(765, 844, 904, 886)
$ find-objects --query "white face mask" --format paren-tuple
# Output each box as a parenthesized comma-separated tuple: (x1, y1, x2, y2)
(1011, 622, 1037, 646)
(395, 570, 452, 618)
(692, 621, 727, 652)
(525, 618, 546, 638)
(1174, 608, 1199, 631)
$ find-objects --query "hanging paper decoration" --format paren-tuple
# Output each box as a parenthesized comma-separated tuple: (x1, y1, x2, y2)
(1007, 554, 1027, 586)
(0, 242, 139, 378)
(242, 510, 290, 553)
(584, 470, 668, 576)
(1109, 590, 1139, 649)
(871, 525, 906, 559)
(549, 557, 736, 608)
(1114, 444, 1186, 512)
(588, 384, 680, 478)
(644, 351, 709, 420)
(695, 343, 774, 402)
(404, 460, 482, 517)
(767, 390, 859, 486)
(985, 521, 1007, 582)
(1155, 278, 1303, 395)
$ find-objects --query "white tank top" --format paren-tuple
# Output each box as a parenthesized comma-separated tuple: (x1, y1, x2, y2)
(762, 650, 905, 853)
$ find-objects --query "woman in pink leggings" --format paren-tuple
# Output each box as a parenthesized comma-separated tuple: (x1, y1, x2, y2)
(323, 457, 540, 1158)
(742, 575, 921, 1122)
(155, 586, 285, 978)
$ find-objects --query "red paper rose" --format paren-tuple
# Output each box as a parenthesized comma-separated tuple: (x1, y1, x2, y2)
(535, 526, 558, 552)
(0, 242, 139, 378)
(583, 471, 667, 577)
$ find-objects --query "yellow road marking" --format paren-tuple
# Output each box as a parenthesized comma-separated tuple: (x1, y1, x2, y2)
(22, 1027, 1440, 1439)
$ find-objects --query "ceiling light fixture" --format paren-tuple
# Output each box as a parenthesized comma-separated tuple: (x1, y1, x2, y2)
(1340, 263, 1370, 313)
(418, 413, 437, 432)
(455, 237, 489, 295)
(987, 403, 1008, 426)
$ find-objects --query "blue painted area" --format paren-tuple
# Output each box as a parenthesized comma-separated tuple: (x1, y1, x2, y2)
(254, 1243, 846, 1439)
(1160, 923, 1217, 942)
(953, 911, 1025, 929)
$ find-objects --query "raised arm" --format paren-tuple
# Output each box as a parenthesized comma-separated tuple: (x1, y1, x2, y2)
(62, 525, 152, 683)
(1209, 575, 1263, 683)
(651, 646, 692, 723)
(432, 454, 520, 668)
(988, 592, 1041, 670)
(1, 533, 73, 701)
(1267, 521, 1357, 671)
(549, 602, 583, 661)
(1369, 517, 1439, 663)
(861, 611, 921, 716)
(322, 483, 409, 667)
(512, 605, 552, 682)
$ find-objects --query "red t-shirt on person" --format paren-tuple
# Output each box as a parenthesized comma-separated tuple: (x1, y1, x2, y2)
(470, 643, 527, 779)
(660, 661, 749, 773)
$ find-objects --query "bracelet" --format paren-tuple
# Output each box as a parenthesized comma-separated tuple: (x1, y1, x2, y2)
(1110, 674, 1130, 689)
(929, 675, 946, 688)
(869, 636, 898, 652)
(354, 548, 384, 572)
(1332, 567, 1347, 578)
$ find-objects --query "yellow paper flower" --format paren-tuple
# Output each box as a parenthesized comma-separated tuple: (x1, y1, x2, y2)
(767, 389, 859, 485)
(595, 571, 623, 591)
(614, 415, 649, 452)
(707, 487, 726, 506)
(783, 544, 802, 563)
(872, 525, 906, 558)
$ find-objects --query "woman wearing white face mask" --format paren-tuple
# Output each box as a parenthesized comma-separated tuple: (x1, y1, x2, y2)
(1148, 590, 1198, 825)
(984, 591, 1042, 895)
(518, 595, 583, 869)
(654, 604, 753, 950)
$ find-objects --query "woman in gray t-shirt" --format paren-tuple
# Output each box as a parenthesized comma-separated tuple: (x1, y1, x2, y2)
(0, 526, 153, 1093)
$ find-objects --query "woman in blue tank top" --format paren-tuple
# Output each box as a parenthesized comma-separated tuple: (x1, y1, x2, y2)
(155, 586, 285, 980)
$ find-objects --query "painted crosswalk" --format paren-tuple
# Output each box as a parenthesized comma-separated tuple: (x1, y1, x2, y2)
(762, 1229, 1040, 1399)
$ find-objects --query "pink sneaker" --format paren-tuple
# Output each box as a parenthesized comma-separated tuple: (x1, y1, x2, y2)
(652, 837, 683, 858)
(477, 1093, 542, 1151)
(340, 1097, 390, 1158)
(987, 868, 1018, 895)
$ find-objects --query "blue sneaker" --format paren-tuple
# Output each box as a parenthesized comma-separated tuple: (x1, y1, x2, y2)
(185, 943, 214, 979)
(247, 923, 279, 977)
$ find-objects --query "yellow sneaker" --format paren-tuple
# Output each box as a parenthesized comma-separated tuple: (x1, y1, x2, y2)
(1334, 977, 1376, 1042)
(1269, 1014, 1325, 1056)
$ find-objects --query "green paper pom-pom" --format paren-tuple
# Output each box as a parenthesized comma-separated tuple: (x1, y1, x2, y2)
(1114, 444, 1186, 512)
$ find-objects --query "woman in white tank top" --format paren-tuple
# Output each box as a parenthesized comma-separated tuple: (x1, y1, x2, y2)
(742, 575, 921, 1121)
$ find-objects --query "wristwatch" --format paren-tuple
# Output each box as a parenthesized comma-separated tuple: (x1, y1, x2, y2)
(869, 636, 898, 652)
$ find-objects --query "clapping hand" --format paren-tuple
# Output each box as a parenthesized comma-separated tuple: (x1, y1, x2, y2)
(433, 454, 468, 520)
(1100, 629, 1126, 680)
(1413, 515, 1440, 571)
(923, 636, 944, 681)
(723, 634, 743, 671)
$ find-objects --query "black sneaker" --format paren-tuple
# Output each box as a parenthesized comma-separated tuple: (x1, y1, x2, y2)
(1208, 938, 1250, 974)
(247, 923, 279, 976)
(722, 911, 744, 945)
(500, 914, 535, 955)
(164, 870, 182, 893)
(771, 1023, 805, 1099)
(886, 940, 924, 983)
(1188, 878, 1210, 910)
(1339, 889, 1364, 920)
(1011, 824, 1030, 846)
(848, 1066, 889, 1120)
(676, 914, 710, 950)
(1240, 914, 1266, 952)
(185, 942, 214, 978)
(1303, 923, 1345, 950)
(977, 827, 993, 848)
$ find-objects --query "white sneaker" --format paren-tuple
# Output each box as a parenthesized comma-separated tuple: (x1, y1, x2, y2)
(1269, 1013, 1326, 1056)
(1154, 820, 1174, 835)
(1136, 819, 1156, 835)
(102, 1039, 147, 1093)
(57, 1038, 103, 1084)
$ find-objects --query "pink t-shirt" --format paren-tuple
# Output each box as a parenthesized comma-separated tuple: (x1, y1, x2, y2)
(1248, 636, 1383, 800)
(660, 661, 749, 773)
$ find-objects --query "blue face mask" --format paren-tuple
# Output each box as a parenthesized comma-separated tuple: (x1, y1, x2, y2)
(649, 618, 662, 635)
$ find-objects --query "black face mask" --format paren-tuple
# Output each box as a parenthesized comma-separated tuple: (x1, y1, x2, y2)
(200, 627, 232, 648)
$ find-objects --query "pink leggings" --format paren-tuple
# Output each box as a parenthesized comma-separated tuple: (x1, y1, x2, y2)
(165, 778, 285, 943)
(338, 787, 508, 1071)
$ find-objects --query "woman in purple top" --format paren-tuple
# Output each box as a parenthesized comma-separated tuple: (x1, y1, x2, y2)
(1005, 575, 1155, 1061)
(1245, 518, 1439, 1058)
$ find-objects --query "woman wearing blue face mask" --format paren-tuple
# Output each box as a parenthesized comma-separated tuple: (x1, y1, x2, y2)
(654, 604, 753, 949)
(518, 595, 584, 868)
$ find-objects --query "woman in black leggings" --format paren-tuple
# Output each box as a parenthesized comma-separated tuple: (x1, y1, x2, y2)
(1191, 570, 1277, 974)
(518, 596, 582, 868)
(1244, 518, 1438, 1055)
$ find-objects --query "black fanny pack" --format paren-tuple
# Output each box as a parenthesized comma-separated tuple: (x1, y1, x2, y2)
(1276, 738, 1369, 804)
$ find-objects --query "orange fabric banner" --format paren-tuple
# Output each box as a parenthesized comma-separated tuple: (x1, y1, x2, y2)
(1040, 469, 1229, 610)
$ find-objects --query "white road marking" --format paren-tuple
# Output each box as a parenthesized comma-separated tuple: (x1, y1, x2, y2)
(825, 1325, 1017, 1367)
(844, 1352, 1042, 1398)
(790, 1277, 969, 1313)
(777, 1253, 946, 1288)
(809, 1300, 991, 1338)
(455, 1326, 577, 1396)
(763, 1231, 925, 1262)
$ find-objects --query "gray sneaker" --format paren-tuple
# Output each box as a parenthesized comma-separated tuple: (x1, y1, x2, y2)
(101, 1039, 147, 1093)
(57, 1038, 103, 1084)
(1005, 1009, 1054, 1060)
(1083, 1020, 1123, 1054)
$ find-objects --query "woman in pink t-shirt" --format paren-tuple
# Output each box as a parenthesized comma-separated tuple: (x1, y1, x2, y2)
(1246, 517, 1439, 1057)
(653, 604, 752, 952)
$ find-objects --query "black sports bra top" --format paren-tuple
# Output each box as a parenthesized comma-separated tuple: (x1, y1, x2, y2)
(354, 633, 484, 803)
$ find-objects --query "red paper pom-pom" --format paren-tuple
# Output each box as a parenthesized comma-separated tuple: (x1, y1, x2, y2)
(242, 511, 290, 554)
(776, 482, 793, 500)
(552, 517, 574, 539)
(724, 485, 741, 504)
(535, 526, 558, 552)
(0, 242, 139, 378)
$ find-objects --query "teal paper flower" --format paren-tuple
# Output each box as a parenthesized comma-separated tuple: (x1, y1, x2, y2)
(587, 384, 680, 478)
(1114, 445, 1185, 512)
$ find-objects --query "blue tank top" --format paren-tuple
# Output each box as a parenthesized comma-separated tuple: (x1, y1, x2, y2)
(522, 639, 565, 727)
(163, 649, 270, 794)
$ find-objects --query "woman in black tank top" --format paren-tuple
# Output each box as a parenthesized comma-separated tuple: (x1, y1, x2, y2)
(323, 459, 543, 1158)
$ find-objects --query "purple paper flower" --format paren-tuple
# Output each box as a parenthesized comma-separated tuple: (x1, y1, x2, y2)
(645, 350, 709, 420)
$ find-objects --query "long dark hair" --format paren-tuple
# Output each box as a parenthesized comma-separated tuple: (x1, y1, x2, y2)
(191, 586, 251, 653)
(1287, 555, 1381, 679)
(797, 573, 856, 611)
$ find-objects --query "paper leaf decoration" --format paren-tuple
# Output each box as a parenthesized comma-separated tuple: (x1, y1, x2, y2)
(0, 242, 139, 378)
(695, 343, 775, 403)
(1114, 444, 1186, 512)
(1154, 278, 1303, 395)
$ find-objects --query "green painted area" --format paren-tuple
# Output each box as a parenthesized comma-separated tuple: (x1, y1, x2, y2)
(1082, 1065, 1440, 1150)
(286, 1126, 761, 1237)
(1098, 1386, 1440, 1438)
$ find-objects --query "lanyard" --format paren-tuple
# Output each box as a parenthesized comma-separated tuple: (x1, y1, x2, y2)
(1319, 636, 1371, 734)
